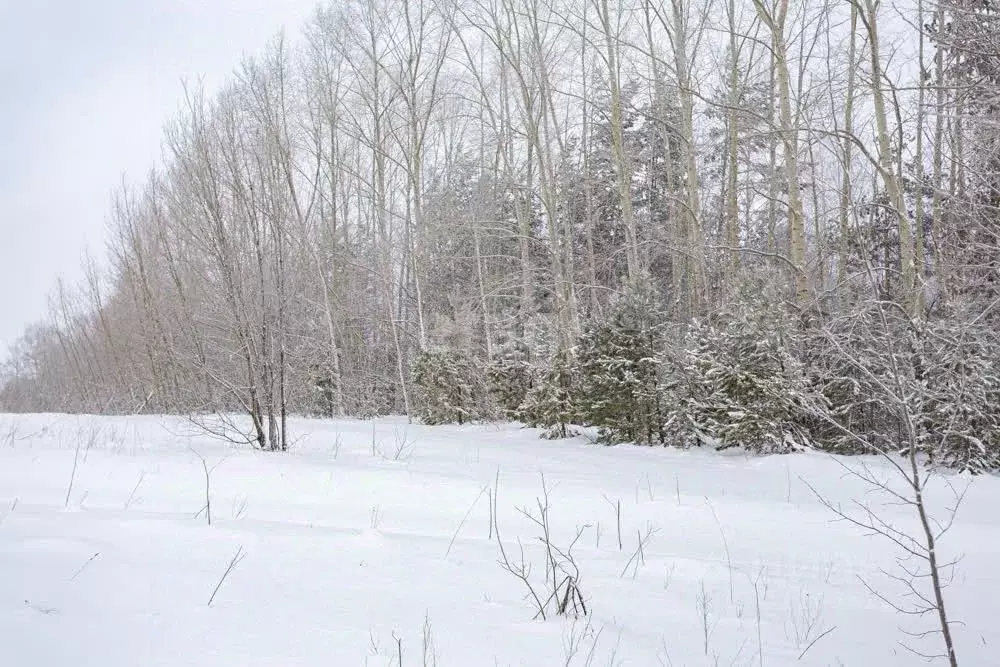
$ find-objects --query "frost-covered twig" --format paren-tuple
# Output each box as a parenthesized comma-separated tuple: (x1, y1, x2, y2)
(798, 626, 837, 661)
(64, 434, 84, 508)
(697, 580, 712, 656)
(390, 426, 416, 461)
(421, 613, 437, 667)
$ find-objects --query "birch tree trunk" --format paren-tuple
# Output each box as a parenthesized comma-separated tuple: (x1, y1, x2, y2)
(753, 0, 809, 307)
(596, 0, 641, 287)
(855, 0, 916, 311)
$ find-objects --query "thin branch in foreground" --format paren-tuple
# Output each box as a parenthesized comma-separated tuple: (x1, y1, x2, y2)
(798, 626, 837, 661)
(445, 485, 488, 559)
(64, 436, 84, 508)
(69, 552, 100, 581)
(705, 497, 735, 603)
(124, 471, 145, 510)
(207, 545, 246, 607)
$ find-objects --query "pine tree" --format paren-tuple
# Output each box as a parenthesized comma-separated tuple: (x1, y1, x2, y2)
(575, 287, 668, 445)
(914, 316, 1000, 473)
(813, 304, 1000, 472)
(411, 347, 487, 425)
(486, 334, 533, 420)
(667, 306, 823, 454)
(520, 347, 580, 439)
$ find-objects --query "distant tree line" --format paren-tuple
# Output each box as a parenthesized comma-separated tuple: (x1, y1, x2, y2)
(2, 0, 997, 470)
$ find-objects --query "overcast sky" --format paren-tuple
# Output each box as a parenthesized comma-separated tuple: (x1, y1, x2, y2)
(0, 0, 319, 358)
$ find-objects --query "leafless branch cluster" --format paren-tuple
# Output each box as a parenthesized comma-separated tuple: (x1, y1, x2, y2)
(494, 474, 589, 620)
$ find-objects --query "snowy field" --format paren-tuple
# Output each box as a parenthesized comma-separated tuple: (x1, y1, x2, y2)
(0, 414, 997, 666)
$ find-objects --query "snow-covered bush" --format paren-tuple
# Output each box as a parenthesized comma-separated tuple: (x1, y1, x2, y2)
(486, 335, 534, 420)
(665, 308, 825, 454)
(575, 288, 670, 445)
(411, 347, 488, 425)
(803, 309, 903, 455)
(354, 374, 400, 420)
(519, 347, 580, 439)
(915, 319, 1000, 473)
(806, 300, 1000, 472)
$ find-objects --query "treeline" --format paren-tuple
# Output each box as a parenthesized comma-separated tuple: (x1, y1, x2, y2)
(415, 283, 1000, 473)
(1, 0, 998, 470)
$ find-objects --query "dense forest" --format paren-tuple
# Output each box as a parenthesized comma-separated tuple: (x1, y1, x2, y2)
(2, 0, 998, 471)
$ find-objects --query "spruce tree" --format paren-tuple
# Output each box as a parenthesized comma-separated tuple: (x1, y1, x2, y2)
(520, 347, 580, 439)
(666, 306, 823, 454)
(411, 347, 486, 425)
(575, 287, 668, 445)
(486, 334, 533, 420)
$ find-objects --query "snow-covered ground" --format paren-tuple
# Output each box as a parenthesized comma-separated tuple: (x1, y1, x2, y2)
(0, 414, 996, 666)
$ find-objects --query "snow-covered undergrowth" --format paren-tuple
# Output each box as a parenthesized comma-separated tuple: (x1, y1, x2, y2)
(0, 414, 997, 666)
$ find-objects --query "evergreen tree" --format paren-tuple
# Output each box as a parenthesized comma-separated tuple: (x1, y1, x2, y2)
(666, 306, 824, 454)
(486, 334, 533, 420)
(520, 347, 580, 439)
(810, 302, 1000, 472)
(411, 347, 487, 425)
(575, 287, 669, 445)
(914, 316, 1000, 473)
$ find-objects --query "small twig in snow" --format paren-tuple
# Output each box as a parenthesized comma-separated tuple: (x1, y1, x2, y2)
(0, 498, 18, 526)
(64, 437, 83, 508)
(445, 485, 488, 559)
(798, 626, 837, 660)
(603, 495, 623, 550)
(207, 545, 246, 606)
(124, 472, 145, 510)
(705, 497, 735, 602)
(70, 552, 100, 581)
(392, 631, 403, 667)
(620, 524, 660, 579)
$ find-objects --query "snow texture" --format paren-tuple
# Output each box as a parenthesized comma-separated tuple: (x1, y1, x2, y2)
(0, 413, 997, 665)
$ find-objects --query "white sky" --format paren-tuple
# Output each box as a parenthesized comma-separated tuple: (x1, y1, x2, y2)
(0, 0, 319, 358)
